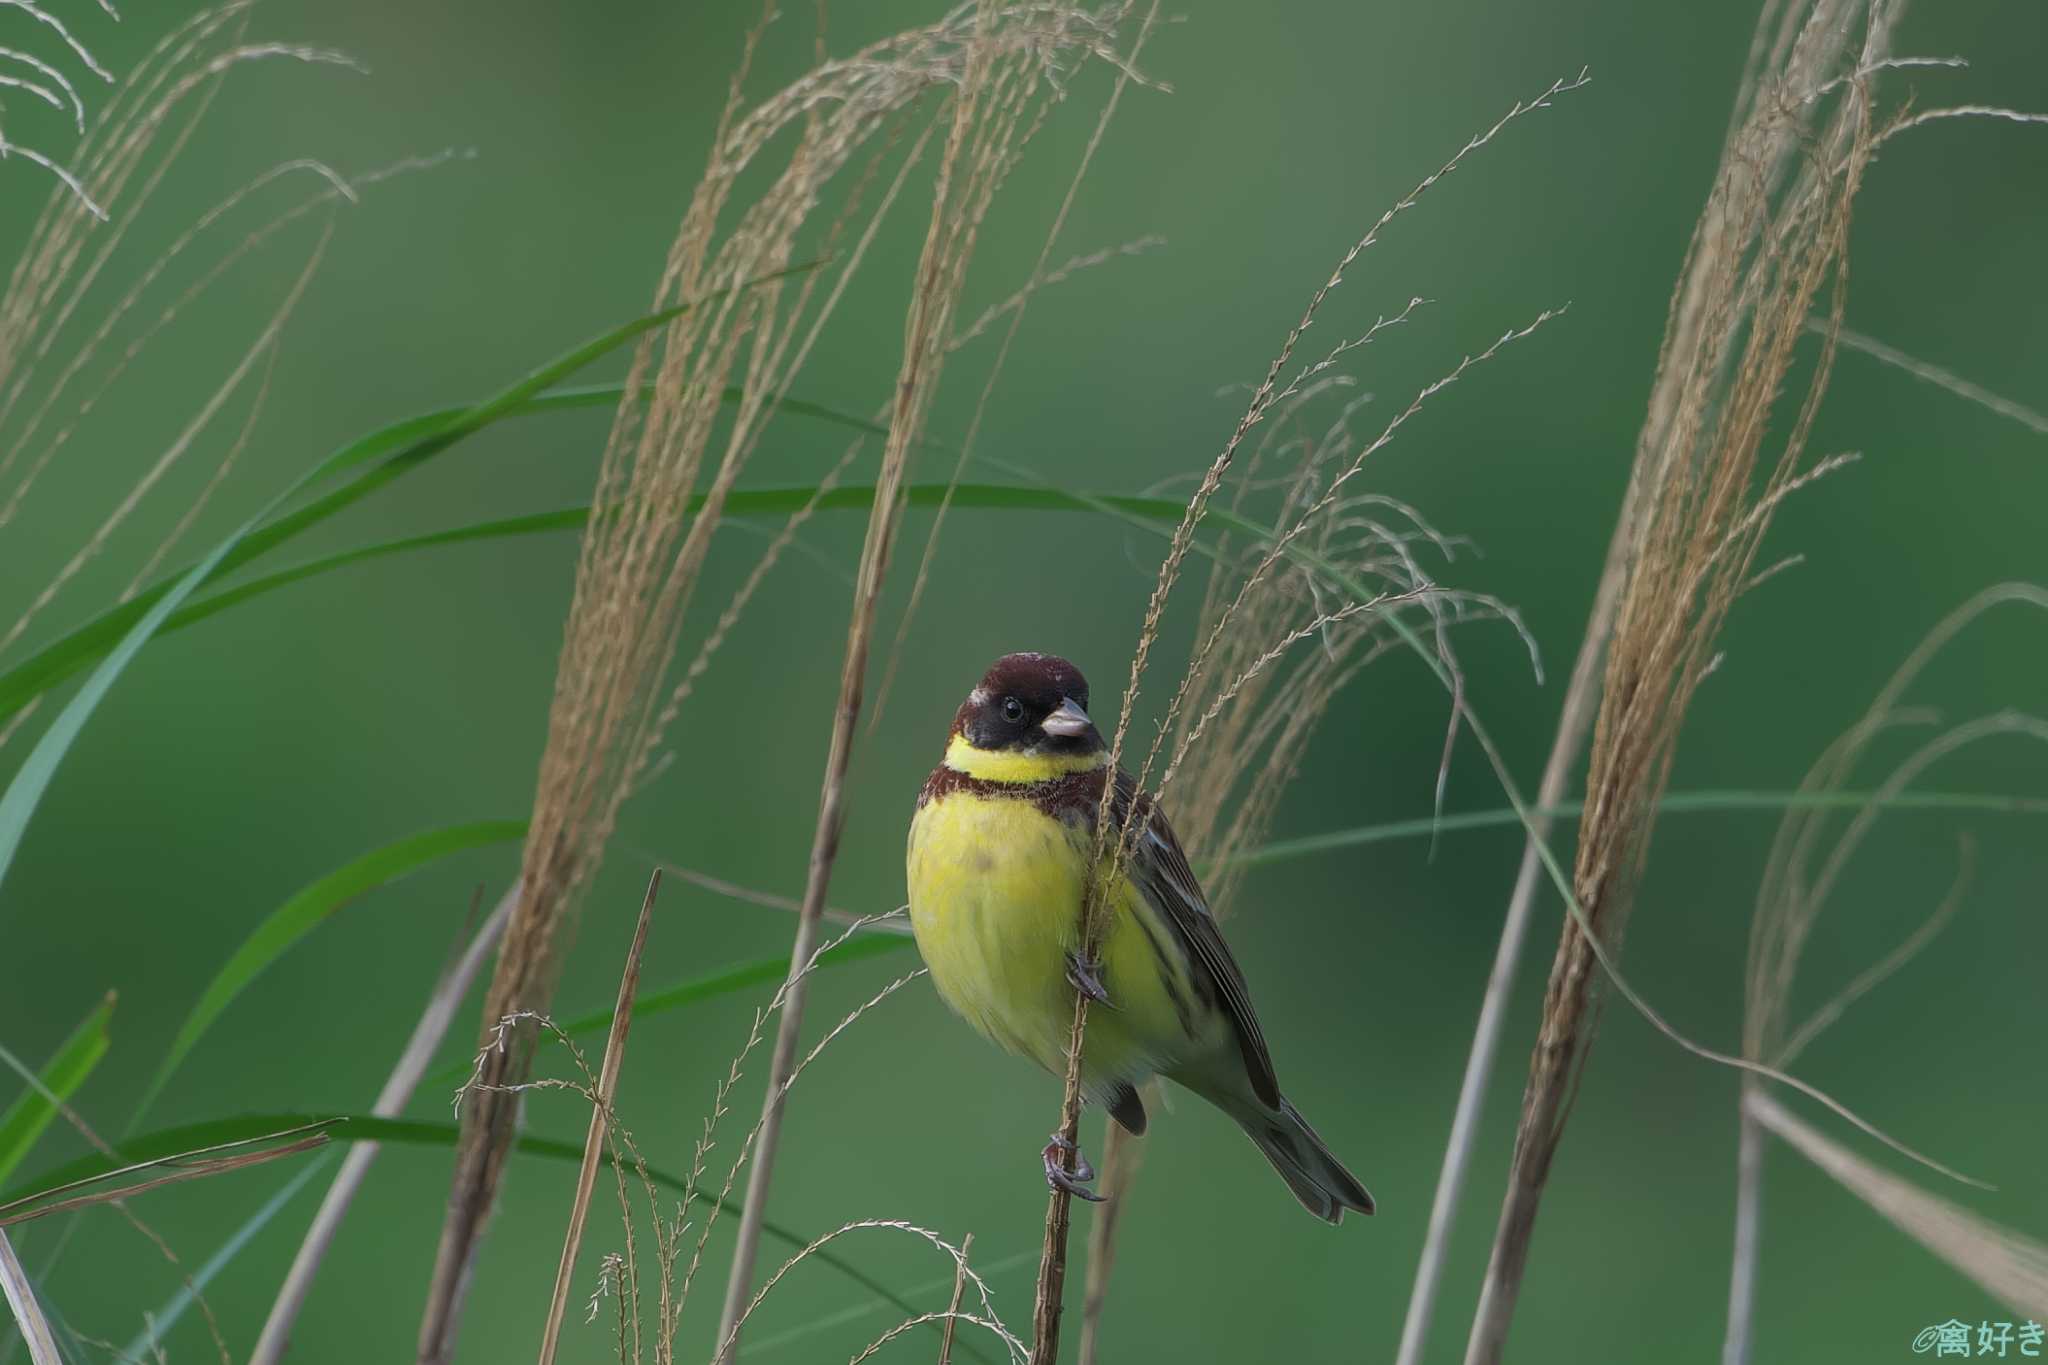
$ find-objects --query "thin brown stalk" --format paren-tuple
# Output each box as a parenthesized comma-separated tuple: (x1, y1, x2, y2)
(1463, 6, 1918, 1359)
(0, 1230, 60, 1365)
(248, 885, 516, 1365)
(0, 1039, 115, 1168)
(938, 1232, 975, 1365)
(0, 1133, 331, 1228)
(715, 7, 1117, 1356)
(1074, 1113, 1144, 1365)
(538, 871, 658, 1365)
(1028, 1012, 1086, 1365)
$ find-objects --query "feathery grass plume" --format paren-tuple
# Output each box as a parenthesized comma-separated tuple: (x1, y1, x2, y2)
(1076, 376, 1536, 1361)
(0, 0, 112, 223)
(0, 4, 361, 748)
(1724, 585, 2048, 1364)
(714, 4, 1136, 1355)
(1460, 5, 1933, 1359)
(0, 4, 357, 481)
(1034, 72, 1580, 1363)
(418, 6, 1126, 1355)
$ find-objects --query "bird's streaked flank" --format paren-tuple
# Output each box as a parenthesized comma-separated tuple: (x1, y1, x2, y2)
(907, 652, 1373, 1222)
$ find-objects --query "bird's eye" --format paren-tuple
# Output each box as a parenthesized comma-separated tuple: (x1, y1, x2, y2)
(1001, 696, 1025, 724)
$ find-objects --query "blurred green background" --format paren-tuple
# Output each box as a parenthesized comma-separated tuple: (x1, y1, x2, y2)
(3, 1, 2045, 1361)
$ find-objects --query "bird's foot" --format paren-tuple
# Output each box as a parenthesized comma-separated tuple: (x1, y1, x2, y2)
(1042, 1132, 1105, 1202)
(1064, 951, 1113, 1009)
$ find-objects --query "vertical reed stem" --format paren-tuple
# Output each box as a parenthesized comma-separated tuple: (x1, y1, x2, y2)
(537, 871, 657, 1365)
(938, 1232, 975, 1365)
(1393, 537, 1628, 1365)
(1722, 1089, 1766, 1365)
(0, 1230, 60, 1365)
(1028, 984, 1094, 1365)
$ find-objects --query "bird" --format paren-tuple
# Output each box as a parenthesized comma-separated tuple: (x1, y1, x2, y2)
(905, 651, 1373, 1223)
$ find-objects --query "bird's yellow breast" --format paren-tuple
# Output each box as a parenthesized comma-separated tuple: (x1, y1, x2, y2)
(906, 787, 1213, 1094)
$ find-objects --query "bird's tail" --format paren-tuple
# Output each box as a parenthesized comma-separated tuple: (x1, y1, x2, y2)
(1234, 1096, 1374, 1224)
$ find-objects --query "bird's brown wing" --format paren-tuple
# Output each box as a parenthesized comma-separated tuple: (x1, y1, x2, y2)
(1110, 767, 1281, 1109)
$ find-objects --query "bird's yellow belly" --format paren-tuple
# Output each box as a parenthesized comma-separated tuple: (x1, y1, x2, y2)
(906, 790, 1210, 1095)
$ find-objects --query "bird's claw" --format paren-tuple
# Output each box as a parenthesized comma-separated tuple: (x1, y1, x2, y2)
(1042, 1132, 1105, 1202)
(1065, 951, 1113, 1008)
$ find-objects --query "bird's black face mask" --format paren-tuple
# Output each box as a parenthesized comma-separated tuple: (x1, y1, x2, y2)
(953, 652, 1105, 759)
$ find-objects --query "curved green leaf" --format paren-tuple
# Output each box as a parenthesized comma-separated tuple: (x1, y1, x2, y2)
(0, 506, 281, 901)
(0, 270, 817, 921)
(3, 1113, 954, 1359)
(0, 993, 115, 1186)
(132, 821, 528, 1128)
(0, 261, 823, 729)
(0, 484, 1207, 712)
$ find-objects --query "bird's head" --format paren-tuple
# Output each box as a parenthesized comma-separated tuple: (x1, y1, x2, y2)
(944, 652, 1106, 782)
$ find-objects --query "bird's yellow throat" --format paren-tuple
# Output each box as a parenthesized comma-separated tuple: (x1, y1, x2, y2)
(943, 732, 1108, 784)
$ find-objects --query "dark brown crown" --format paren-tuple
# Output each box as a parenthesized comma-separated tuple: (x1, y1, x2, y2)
(975, 652, 1088, 711)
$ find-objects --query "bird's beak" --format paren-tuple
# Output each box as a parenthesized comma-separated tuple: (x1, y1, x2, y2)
(1041, 697, 1093, 738)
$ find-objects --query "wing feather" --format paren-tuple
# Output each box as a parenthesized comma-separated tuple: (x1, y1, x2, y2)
(1109, 769, 1281, 1109)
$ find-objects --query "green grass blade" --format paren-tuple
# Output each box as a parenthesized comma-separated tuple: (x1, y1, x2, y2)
(2, 1114, 956, 1358)
(0, 272, 811, 895)
(1225, 788, 2048, 868)
(0, 512, 281, 902)
(0, 262, 823, 729)
(0, 484, 1202, 713)
(0, 511, 591, 714)
(131, 820, 527, 1129)
(0, 994, 115, 1186)
(121, 1150, 334, 1363)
